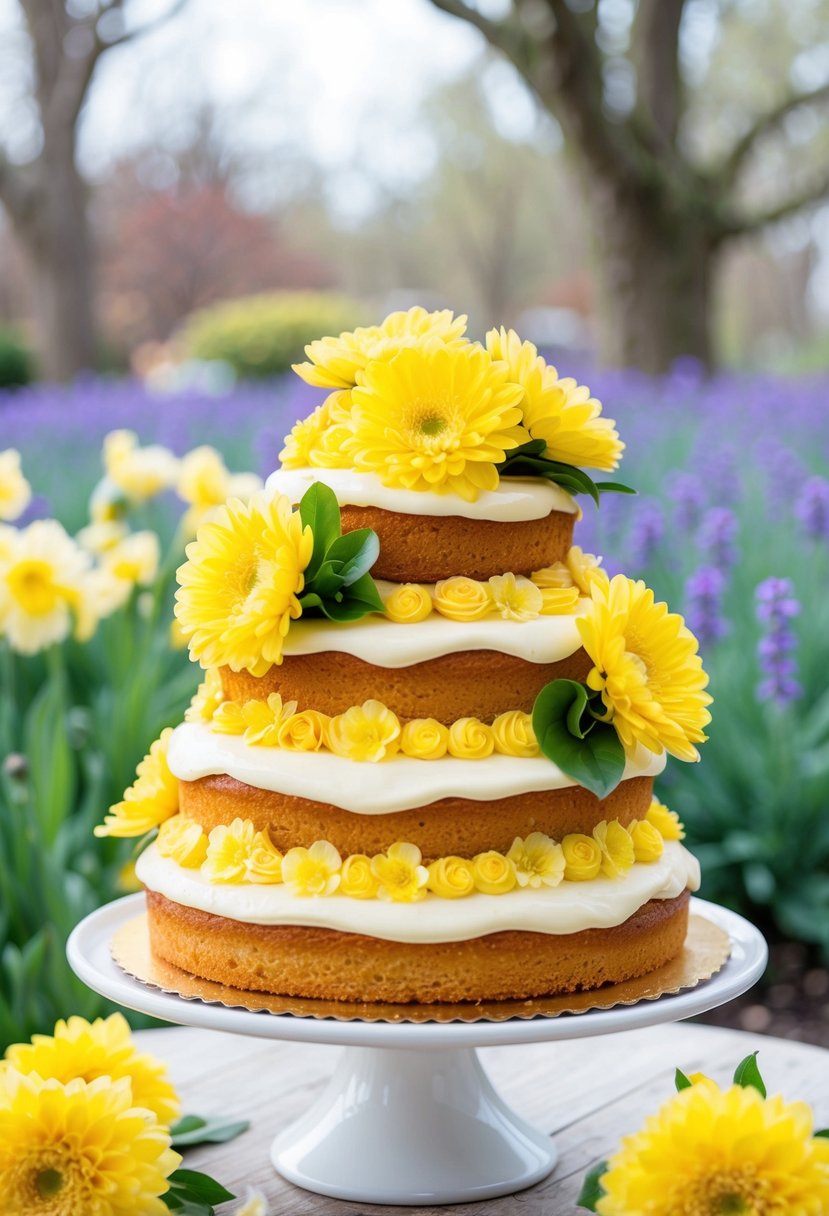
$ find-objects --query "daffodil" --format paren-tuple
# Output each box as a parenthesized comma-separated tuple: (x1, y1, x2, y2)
(103, 429, 179, 501)
(0, 520, 91, 654)
(0, 449, 31, 521)
(102, 531, 160, 588)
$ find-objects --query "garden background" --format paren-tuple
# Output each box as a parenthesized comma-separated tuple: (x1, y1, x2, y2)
(1, 0, 829, 1047)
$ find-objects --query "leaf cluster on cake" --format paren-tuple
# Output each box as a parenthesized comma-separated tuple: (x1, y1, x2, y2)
(97, 306, 711, 1005)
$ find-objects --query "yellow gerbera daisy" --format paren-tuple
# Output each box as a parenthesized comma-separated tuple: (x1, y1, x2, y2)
(0, 520, 91, 655)
(577, 574, 712, 762)
(292, 306, 468, 389)
(0, 1070, 179, 1216)
(486, 328, 623, 471)
(95, 727, 179, 838)
(597, 1077, 829, 1215)
(5, 1013, 180, 1128)
(346, 343, 526, 501)
(0, 448, 31, 521)
(174, 493, 313, 676)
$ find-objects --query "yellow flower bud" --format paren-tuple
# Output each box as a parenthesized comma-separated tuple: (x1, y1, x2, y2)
(593, 820, 636, 878)
(561, 833, 602, 881)
(340, 854, 381, 899)
(384, 583, 433, 624)
(157, 816, 208, 869)
(400, 718, 450, 760)
(646, 798, 685, 841)
(428, 855, 476, 899)
(491, 710, 538, 757)
(245, 831, 283, 884)
(433, 576, 492, 621)
(277, 709, 330, 752)
(448, 717, 495, 759)
(629, 818, 665, 863)
(472, 851, 517, 895)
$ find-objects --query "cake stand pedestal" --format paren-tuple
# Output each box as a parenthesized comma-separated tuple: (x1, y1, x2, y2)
(67, 896, 766, 1207)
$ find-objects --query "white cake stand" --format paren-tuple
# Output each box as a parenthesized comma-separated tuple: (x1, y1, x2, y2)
(67, 894, 766, 1207)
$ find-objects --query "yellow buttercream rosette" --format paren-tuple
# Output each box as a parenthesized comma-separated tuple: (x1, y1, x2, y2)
(157, 816, 208, 869)
(340, 854, 381, 899)
(427, 855, 476, 899)
(492, 710, 538, 757)
(277, 709, 330, 752)
(561, 833, 602, 882)
(384, 583, 433, 623)
(629, 818, 664, 863)
(433, 576, 492, 621)
(400, 718, 450, 760)
(472, 851, 517, 895)
(448, 717, 495, 759)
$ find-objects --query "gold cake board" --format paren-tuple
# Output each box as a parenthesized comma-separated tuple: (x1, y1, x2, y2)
(112, 912, 730, 1024)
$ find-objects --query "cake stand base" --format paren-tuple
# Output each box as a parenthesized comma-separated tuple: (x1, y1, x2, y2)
(272, 1044, 556, 1204)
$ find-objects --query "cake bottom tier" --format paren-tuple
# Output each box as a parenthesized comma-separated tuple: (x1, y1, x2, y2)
(145, 889, 690, 1005)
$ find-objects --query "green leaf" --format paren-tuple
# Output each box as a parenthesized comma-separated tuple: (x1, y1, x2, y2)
(733, 1052, 766, 1097)
(170, 1114, 250, 1148)
(577, 1161, 608, 1211)
(675, 1068, 693, 1091)
(299, 482, 341, 580)
(167, 1169, 235, 1204)
(564, 681, 592, 738)
(532, 680, 626, 799)
(593, 481, 637, 496)
(815, 1129, 829, 1139)
(323, 528, 380, 586)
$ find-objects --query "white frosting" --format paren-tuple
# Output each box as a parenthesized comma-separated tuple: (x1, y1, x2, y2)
(283, 596, 583, 666)
(136, 841, 699, 943)
(266, 467, 577, 521)
(168, 722, 666, 814)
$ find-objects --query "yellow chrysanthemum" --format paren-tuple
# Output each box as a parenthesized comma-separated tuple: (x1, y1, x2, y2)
(279, 402, 341, 469)
(0, 1071, 180, 1216)
(597, 1077, 829, 1216)
(647, 798, 686, 841)
(400, 718, 450, 760)
(507, 832, 565, 889)
(486, 327, 623, 471)
(185, 668, 225, 723)
(326, 700, 401, 762)
(345, 343, 525, 501)
(102, 531, 160, 588)
(103, 429, 179, 501)
(384, 582, 433, 623)
(95, 728, 178, 838)
(593, 819, 635, 878)
(427, 855, 476, 899)
(282, 840, 342, 896)
(488, 573, 543, 622)
(175, 493, 313, 676)
(0, 449, 31, 521)
(292, 306, 468, 390)
(0, 520, 91, 655)
(176, 445, 262, 535)
(491, 710, 539, 757)
(157, 815, 208, 869)
(4, 1013, 180, 1129)
(433, 575, 492, 621)
(241, 693, 297, 747)
(371, 842, 429, 903)
(577, 574, 712, 762)
(339, 854, 381, 900)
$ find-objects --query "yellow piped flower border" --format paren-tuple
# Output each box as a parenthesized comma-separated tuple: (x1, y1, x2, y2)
(156, 802, 679, 902)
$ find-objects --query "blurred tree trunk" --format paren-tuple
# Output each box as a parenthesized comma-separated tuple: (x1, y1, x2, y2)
(0, 0, 185, 382)
(428, 0, 829, 373)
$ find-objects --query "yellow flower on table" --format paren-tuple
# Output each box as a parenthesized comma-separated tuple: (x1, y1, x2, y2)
(327, 700, 401, 762)
(488, 573, 543, 622)
(448, 717, 495, 759)
(292, 305, 468, 390)
(103, 429, 179, 501)
(592, 820, 635, 878)
(345, 342, 525, 501)
(103, 530, 160, 588)
(202, 818, 257, 884)
(176, 445, 262, 535)
(277, 709, 330, 752)
(0, 1071, 180, 1216)
(596, 1076, 829, 1216)
(577, 573, 712, 762)
(400, 717, 449, 759)
(492, 710, 539, 757)
(4, 1012, 180, 1128)
(282, 840, 342, 896)
(0, 449, 31, 521)
(185, 668, 225, 723)
(433, 576, 492, 621)
(175, 492, 313, 676)
(157, 815, 208, 869)
(539, 586, 581, 616)
(242, 693, 298, 747)
(646, 798, 685, 841)
(486, 328, 624, 472)
(95, 727, 179, 838)
(0, 520, 92, 655)
(472, 851, 517, 895)
(427, 855, 476, 898)
(561, 833, 602, 882)
(340, 854, 380, 899)
(384, 582, 433, 623)
(629, 818, 665, 863)
(507, 832, 566, 889)
(372, 842, 429, 902)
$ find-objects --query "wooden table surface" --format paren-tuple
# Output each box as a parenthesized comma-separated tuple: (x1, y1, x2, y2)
(135, 1022, 829, 1214)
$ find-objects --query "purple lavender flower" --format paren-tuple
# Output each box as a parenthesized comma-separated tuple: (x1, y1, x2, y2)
(668, 471, 706, 534)
(684, 566, 728, 648)
(697, 506, 739, 570)
(755, 577, 801, 707)
(794, 475, 829, 541)
(628, 498, 664, 571)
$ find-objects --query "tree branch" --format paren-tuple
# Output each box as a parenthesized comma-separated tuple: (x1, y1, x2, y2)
(633, 0, 688, 147)
(722, 171, 829, 237)
(426, 0, 536, 78)
(718, 81, 829, 185)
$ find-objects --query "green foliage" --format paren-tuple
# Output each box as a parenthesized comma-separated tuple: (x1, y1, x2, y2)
(577, 1160, 608, 1211)
(675, 1068, 693, 1091)
(170, 1114, 250, 1148)
(162, 1168, 235, 1214)
(0, 328, 34, 388)
(181, 291, 368, 379)
(733, 1052, 766, 1097)
(532, 679, 626, 799)
(298, 483, 385, 620)
(499, 439, 636, 503)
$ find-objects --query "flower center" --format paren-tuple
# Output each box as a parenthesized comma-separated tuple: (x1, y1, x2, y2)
(386, 861, 414, 889)
(36, 1168, 64, 1197)
(684, 1167, 765, 1216)
(623, 650, 648, 681)
(418, 414, 447, 437)
(7, 560, 61, 615)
